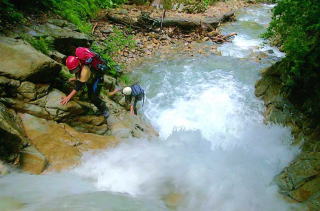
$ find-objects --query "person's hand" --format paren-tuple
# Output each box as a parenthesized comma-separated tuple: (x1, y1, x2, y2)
(130, 105, 135, 115)
(60, 96, 70, 105)
(108, 88, 120, 97)
(68, 77, 76, 82)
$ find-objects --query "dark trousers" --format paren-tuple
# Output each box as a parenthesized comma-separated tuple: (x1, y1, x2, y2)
(87, 77, 108, 114)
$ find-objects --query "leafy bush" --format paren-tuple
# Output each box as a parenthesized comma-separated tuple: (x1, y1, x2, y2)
(21, 35, 54, 55)
(103, 27, 136, 56)
(179, 0, 218, 13)
(0, 0, 127, 33)
(0, 0, 24, 28)
(264, 0, 320, 119)
(91, 27, 136, 76)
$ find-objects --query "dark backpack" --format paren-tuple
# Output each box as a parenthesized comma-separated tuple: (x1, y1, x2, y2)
(131, 84, 145, 106)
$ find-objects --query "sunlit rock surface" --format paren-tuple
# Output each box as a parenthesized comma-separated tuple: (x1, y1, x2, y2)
(20, 113, 119, 172)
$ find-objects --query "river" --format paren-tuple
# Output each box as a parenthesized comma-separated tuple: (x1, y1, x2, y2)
(0, 4, 299, 211)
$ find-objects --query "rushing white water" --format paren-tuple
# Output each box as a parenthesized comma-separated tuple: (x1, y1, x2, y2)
(0, 4, 299, 211)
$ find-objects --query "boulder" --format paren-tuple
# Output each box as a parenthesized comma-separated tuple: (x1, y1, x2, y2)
(66, 115, 110, 135)
(44, 89, 84, 120)
(288, 176, 320, 202)
(108, 113, 158, 139)
(20, 146, 47, 174)
(0, 76, 20, 87)
(305, 192, 320, 211)
(18, 20, 92, 55)
(276, 152, 320, 195)
(17, 81, 37, 100)
(0, 36, 61, 82)
(0, 102, 27, 162)
(2, 89, 88, 120)
(19, 113, 119, 172)
(103, 75, 117, 91)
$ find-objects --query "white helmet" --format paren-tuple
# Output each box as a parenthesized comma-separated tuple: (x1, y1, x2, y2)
(122, 87, 132, 95)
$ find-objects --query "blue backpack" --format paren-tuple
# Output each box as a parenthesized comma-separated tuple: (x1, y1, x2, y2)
(131, 84, 145, 106)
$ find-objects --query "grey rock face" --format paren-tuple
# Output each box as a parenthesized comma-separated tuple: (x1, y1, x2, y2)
(0, 36, 61, 82)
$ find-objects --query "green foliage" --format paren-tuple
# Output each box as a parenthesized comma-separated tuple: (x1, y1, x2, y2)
(21, 35, 54, 55)
(119, 74, 133, 85)
(50, 0, 127, 33)
(91, 27, 136, 76)
(104, 27, 136, 56)
(0, 0, 24, 28)
(0, 0, 127, 33)
(264, 0, 320, 119)
(180, 0, 217, 13)
(264, 0, 320, 86)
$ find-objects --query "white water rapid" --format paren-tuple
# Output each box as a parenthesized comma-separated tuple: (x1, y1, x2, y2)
(0, 4, 299, 211)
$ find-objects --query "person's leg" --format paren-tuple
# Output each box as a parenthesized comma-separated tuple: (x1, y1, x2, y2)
(89, 79, 109, 118)
(133, 98, 138, 115)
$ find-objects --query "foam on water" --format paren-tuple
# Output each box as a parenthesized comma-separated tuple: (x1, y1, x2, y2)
(73, 50, 298, 211)
(218, 4, 285, 60)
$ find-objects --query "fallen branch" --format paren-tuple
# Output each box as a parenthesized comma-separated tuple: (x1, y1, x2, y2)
(92, 22, 98, 34)
(210, 32, 238, 43)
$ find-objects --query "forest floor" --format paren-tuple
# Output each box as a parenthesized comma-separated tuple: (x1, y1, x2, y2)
(91, 0, 252, 71)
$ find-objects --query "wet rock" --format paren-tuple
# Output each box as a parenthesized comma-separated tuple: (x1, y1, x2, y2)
(288, 176, 320, 202)
(305, 193, 320, 211)
(220, 11, 236, 23)
(17, 81, 37, 100)
(66, 115, 109, 135)
(44, 89, 84, 120)
(48, 50, 66, 64)
(276, 152, 320, 194)
(2, 88, 87, 121)
(1, 98, 51, 120)
(0, 76, 20, 88)
(0, 102, 27, 162)
(20, 146, 47, 174)
(0, 160, 9, 175)
(20, 113, 119, 172)
(108, 113, 158, 139)
(103, 75, 117, 91)
(162, 193, 184, 210)
(0, 36, 61, 82)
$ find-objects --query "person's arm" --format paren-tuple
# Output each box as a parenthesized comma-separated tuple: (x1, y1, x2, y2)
(60, 80, 85, 105)
(60, 89, 77, 105)
(129, 96, 136, 115)
(68, 77, 76, 82)
(60, 66, 90, 105)
(108, 88, 121, 97)
(130, 104, 135, 115)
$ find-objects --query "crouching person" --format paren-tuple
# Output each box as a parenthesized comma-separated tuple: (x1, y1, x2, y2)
(60, 56, 110, 118)
(109, 84, 145, 115)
